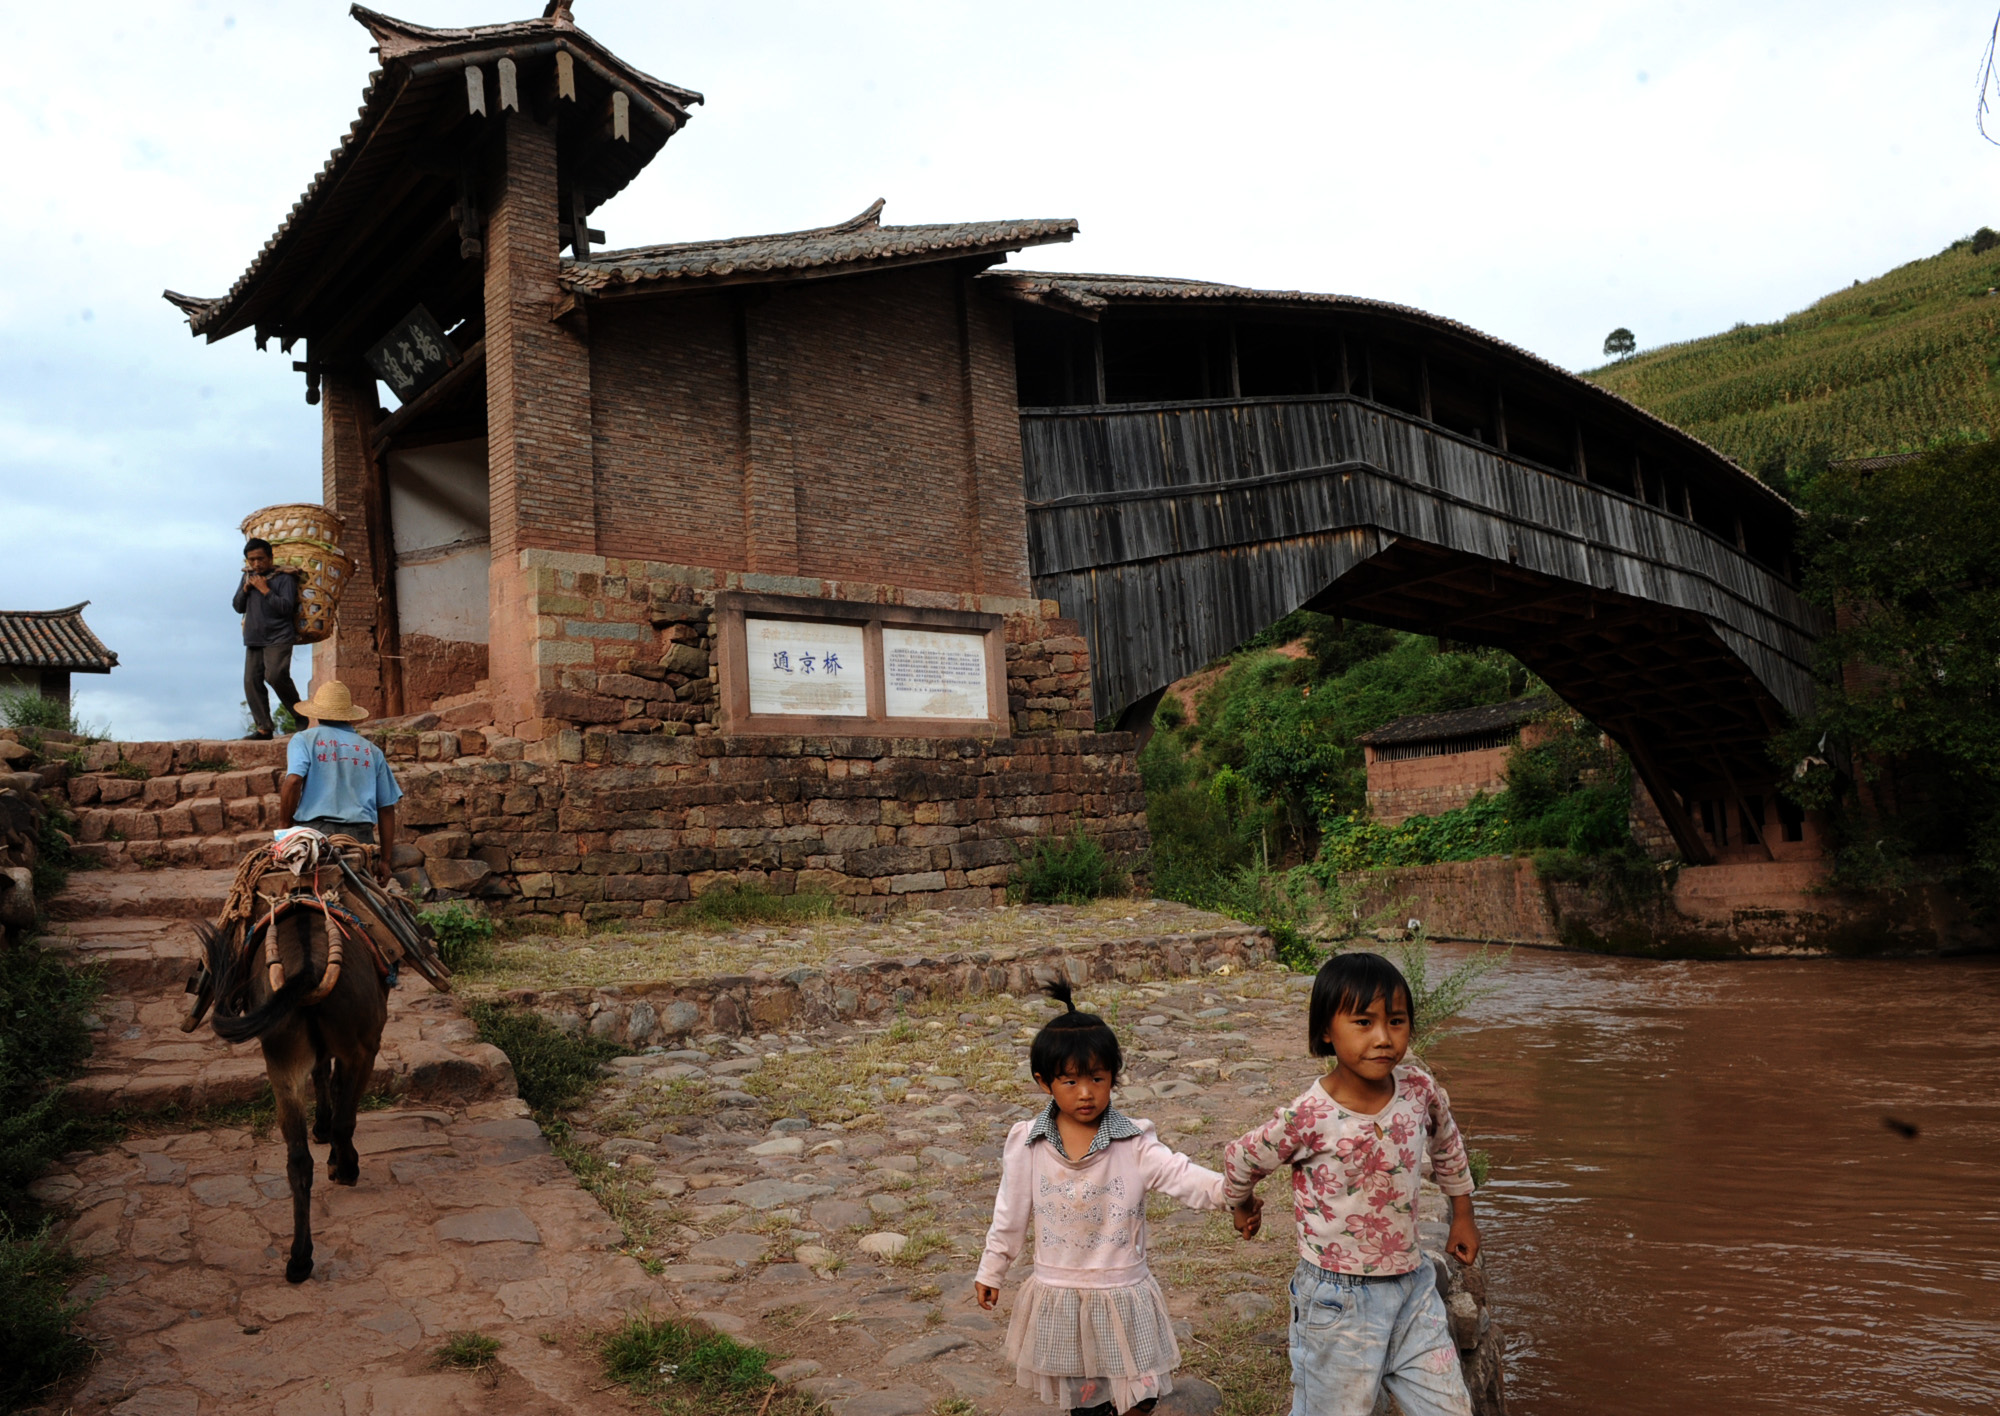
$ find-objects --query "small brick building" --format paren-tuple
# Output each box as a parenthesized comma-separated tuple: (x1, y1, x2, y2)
(1360, 696, 1552, 825)
(160, 6, 1140, 912)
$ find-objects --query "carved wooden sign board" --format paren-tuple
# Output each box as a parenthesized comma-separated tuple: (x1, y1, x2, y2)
(365, 305, 461, 404)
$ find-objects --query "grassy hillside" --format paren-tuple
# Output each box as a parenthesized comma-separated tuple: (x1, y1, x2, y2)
(1585, 232, 2000, 479)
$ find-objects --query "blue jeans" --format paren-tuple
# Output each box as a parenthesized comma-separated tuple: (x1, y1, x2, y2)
(1287, 1259, 1472, 1416)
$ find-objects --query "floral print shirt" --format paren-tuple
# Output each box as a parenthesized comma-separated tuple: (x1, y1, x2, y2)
(1221, 1064, 1474, 1276)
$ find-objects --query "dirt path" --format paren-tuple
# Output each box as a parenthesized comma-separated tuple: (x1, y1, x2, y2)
(38, 888, 1499, 1416)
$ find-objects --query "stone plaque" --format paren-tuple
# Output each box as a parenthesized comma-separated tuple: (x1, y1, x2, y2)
(746, 618, 867, 717)
(883, 627, 989, 720)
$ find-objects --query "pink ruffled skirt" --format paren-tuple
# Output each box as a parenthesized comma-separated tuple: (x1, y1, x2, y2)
(1004, 1273, 1181, 1413)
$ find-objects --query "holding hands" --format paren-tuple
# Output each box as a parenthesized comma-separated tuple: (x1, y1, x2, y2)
(1231, 1192, 1263, 1240)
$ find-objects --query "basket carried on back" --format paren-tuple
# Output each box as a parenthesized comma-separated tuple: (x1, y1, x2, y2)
(240, 503, 353, 645)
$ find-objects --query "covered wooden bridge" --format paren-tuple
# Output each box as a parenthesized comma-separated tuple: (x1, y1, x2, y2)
(989, 272, 1825, 864)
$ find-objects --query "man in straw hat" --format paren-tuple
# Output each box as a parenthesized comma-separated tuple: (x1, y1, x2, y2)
(278, 682, 402, 883)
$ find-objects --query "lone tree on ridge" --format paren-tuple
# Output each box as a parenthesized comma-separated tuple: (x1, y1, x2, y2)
(1603, 327, 1637, 358)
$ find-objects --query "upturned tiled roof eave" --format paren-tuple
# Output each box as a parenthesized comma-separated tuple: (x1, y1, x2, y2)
(0, 602, 120, 673)
(562, 204, 1078, 296)
(170, 6, 704, 344)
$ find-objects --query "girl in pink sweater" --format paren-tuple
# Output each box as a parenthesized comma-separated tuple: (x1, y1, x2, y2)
(975, 980, 1254, 1416)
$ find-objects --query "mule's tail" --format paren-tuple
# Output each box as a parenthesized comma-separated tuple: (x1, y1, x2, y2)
(203, 915, 322, 1044)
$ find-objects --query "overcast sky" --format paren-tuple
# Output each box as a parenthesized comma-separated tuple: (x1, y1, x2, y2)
(4, 0, 1996, 742)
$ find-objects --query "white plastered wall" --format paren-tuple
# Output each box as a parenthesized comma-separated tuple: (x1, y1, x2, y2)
(388, 438, 490, 643)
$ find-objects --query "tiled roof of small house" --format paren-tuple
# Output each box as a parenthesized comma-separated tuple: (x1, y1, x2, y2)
(1359, 695, 1552, 747)
(562, 200, 1077, 294)
(0, 604, 119, 673)
(165, 5, 703, 341)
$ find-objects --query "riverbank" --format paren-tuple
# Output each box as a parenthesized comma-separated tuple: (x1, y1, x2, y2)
(1339, 855, 1990, 957)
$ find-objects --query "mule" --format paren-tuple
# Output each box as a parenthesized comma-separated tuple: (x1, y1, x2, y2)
(198, 905, 388, 1283)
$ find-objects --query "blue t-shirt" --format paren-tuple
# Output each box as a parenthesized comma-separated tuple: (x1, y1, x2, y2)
(286, 725, 404, 825)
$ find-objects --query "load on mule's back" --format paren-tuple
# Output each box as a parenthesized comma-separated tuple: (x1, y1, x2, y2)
(181, 682, 452, 1283)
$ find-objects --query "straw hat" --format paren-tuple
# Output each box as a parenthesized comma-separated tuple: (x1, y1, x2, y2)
(293, 681, 370, 723)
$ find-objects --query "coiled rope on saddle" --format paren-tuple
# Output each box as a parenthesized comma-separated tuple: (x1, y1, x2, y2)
(189, 828, 435, 1030)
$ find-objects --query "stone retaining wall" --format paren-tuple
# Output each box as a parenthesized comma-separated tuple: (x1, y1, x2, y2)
(488, 925, 1273, 1043)
(56, 727, 1149, 918)
(1343, 854, 1990, 955)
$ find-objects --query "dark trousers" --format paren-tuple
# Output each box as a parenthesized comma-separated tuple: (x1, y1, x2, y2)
(294, 819, 375, 844)
(244, 644, 301, 734)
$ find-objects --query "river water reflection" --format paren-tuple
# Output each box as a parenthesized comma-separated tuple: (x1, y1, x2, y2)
(1423, 945, 2000, 1415)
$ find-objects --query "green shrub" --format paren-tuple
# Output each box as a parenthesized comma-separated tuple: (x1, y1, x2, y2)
(0, 1222, 92, 1411)
(0, 943, 101, 1413)
(689, 880, 841, 927)
(423, 903, 495, 972)
(1390, 933, 1508, 1056)
(1013, 824, 1127, 905)
(1467, 1148, 1493, 1189)
(464, 1002, 623, 1115)
(0, 693, 76, 735)
(600, 1315, 816, 1416)
(0, 941, 99, 1224)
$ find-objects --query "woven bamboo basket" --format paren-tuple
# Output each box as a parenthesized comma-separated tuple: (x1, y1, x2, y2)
(239, 503, 353, 646)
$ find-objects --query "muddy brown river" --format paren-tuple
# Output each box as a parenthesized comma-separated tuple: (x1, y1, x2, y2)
(1424, 945, 2000, 1415)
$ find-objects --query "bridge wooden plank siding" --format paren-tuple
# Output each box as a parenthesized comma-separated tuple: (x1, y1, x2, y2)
(989, 272, 1829, 863)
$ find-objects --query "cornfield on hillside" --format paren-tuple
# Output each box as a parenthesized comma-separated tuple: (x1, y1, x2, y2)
(1587, 238, 2000, 471)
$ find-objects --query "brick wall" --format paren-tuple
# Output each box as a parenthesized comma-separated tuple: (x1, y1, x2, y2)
(491, 553, 1092, 741)
(585, 268, 1031, 600)
(1364, 745, 1513, 825)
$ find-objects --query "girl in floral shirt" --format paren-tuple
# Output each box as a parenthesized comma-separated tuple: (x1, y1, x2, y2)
(1221, 952, 1482, 1416)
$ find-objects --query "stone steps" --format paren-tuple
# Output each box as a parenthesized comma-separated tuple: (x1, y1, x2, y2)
(70, 975, 516, 1116)
(49, 866, 237, 921)
(48, 864, 518, 1117)
(47, 915, 205, 991)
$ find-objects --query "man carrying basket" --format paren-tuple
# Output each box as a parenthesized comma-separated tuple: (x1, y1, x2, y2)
(278, 682, 403, 884)
(235, 537, 302, 741)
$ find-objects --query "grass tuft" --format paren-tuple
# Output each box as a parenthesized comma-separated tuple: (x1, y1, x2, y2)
(463, 1002, 624, 1114)
(690, 880, 842, 928)
(599, 1315, 820, 1416)
(436, 1331, 501, 1371)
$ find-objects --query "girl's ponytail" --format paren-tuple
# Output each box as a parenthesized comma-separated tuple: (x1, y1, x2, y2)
(1030, 975, 1122, 1081)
